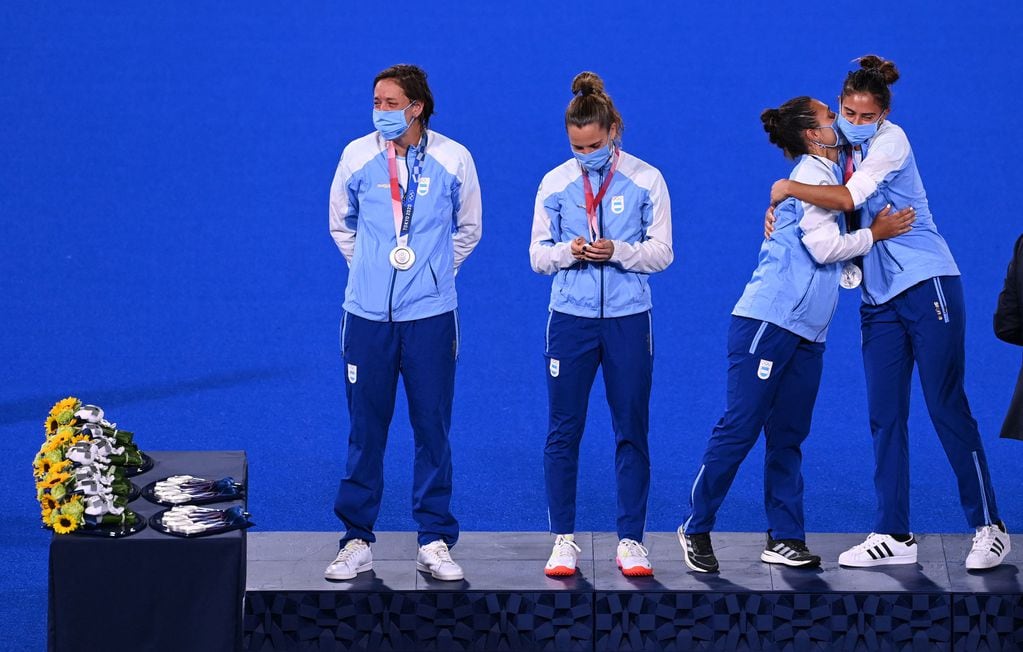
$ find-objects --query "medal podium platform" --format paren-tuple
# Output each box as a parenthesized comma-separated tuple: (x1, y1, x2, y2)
(244, 530, 1022, 651)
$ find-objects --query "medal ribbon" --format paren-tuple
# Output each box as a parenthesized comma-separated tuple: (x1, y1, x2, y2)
(386, 133, 428, 248)
(580, 149, 620, 241)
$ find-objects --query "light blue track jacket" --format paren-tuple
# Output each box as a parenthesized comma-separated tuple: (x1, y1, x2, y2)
(845, 120, 959, 305)
(733, 155, 871, 343)
(329, 130, 482, 322)
(529, 150, 673, 318)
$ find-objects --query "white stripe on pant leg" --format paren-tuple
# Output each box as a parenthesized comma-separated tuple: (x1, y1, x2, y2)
(647, 311, 653, 356)
(749, 321, 769, 355)
(453, 309, 460, 359)
(972, 451, 992, 525)
(682, 464, 706, 533)
(934, 278, 950, 324)
(340, 312, 348, 356)
(545, 310, 554, 355)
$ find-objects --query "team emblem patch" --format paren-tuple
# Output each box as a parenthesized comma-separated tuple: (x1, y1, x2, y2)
(757, 359, 773, 380)
(549, 359, 560, 378)
(347, 363, 358, 384)
(417, 176, 430, 196)
(611, 195, 625, 214)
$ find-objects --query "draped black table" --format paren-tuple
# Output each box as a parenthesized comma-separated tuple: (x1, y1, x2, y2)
(48, 450, 247, 652)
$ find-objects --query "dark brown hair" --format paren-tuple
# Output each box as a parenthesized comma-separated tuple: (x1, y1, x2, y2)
(565, 71, 624, 140)
(842, 54, 900, 111)
(761, 96, 819, 160)
(374, 64, 434, 129)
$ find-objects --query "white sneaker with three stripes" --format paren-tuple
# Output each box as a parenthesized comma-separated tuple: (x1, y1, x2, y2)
(965, 522, 1010, 570)
(838, 533, 917, 567)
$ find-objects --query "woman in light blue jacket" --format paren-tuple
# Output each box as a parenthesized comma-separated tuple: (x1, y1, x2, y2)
(325, 64, 482, 583)
(530, 71, 672, 578)
(678, 96, 912, 573)
(770, 55, 1010, 571)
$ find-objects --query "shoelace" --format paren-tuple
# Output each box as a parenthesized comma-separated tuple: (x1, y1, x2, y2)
(619, 538, 649, 558)
(553, 535, 581, 556)
(423, 541, 454, 563)
(851, 532, 888, 551)
(335, 539, 368, 562)
(973, 525, 1000, 548)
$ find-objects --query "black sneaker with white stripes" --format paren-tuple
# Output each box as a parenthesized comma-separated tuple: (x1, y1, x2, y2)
(677, 525, 719, 573)
(760, 532, 821, 568)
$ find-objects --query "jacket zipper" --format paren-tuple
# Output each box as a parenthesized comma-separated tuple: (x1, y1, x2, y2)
(388, 152, 415, 322)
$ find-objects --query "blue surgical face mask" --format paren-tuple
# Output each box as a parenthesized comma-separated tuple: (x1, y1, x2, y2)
(574, 142, 613, 173)
(373, 102, 414, 141)
(835, 113, 881, 146)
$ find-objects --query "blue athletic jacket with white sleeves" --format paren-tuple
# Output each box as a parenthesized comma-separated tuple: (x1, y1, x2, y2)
(329, 130, 482, 322)
(529, 150, 673, 318)
(733, 154, 873, 343)
(845, 120, 959, 305)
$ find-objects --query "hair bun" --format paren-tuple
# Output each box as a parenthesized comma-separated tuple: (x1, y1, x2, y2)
(571, 71, 605, 96)
(858, 54, 900, 85)
(760, 108, 780, 139)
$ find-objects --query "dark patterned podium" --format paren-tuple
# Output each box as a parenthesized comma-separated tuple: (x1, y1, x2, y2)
(243, 531, 1023, 651)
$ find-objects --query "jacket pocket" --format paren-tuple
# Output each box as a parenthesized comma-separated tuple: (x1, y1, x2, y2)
(791, 269, 817, 314)
(880, 242, 904, 271)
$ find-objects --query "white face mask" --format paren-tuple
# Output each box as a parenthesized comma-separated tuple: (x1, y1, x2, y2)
(809, 123, 843, 150)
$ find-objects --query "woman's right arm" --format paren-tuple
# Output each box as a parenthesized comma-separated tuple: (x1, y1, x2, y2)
(329, 151, 358, 265)
(529, 184, 575, 275)
(995, 235, 1023, 345)
(772, 127, 912, 211)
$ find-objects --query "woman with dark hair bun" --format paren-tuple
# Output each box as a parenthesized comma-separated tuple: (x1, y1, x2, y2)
(677, 96, 912, 573)
(770, 55, 1011, 571)
(530, 71, 672, 578)
(325, 64, 482, 582)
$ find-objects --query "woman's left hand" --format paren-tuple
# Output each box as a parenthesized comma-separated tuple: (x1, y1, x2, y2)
(769, 179, 790, 206)
(583, 239, 614, 262)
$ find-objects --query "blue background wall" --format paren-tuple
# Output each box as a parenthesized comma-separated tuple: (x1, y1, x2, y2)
(3, 2, 1023, 647)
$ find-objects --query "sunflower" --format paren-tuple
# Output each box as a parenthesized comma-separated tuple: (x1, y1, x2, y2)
(45, 415, 59, 435)
(49, 426, 75, 449)
(49, 397, 81, 426)
(32, 457, 48, 479)
(50, 511, 78, 535)
(41, 472, 69, 489)
(49, 459, 72, 475)
(39, 437, 60, 454)
(68, 432, 90, 447)
(40, 494, 58, 513)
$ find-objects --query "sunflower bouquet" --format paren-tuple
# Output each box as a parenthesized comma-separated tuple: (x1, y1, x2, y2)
(34, 397, 148, 535)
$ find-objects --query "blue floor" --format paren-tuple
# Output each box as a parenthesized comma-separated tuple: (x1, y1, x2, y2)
(4, 2, 1023, 649)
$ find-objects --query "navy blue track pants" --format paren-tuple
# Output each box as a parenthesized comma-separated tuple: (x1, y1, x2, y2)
(861, 275, 999, 533)
(334, 310, 459, 548)
(685, 316, 824, 541)
(544, 310, 653, 542)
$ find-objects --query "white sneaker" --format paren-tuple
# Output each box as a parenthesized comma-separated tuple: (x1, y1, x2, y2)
(838, 533, 918, 567)
(417, 540, 464, 580)
(545, 534, 581, 577)
(324, 538, 372, 580)
(616, 538, 653, 577)
(966, 522, 1010, 570)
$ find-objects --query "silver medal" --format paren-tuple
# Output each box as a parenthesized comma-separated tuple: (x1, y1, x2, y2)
(389, 246, 416, 271)
(840, 262, 862, 289)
